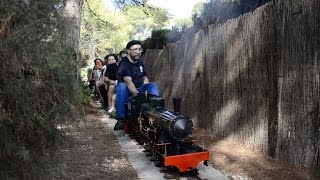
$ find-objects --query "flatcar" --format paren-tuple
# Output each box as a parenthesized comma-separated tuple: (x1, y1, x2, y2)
(123, 93, 209, 173)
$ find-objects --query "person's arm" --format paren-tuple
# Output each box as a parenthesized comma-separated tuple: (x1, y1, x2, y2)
(104, 76, 117, 85)
(143, 76, 149, 84)
(124, 76, 139, 96)
(102, 68, 107, 78)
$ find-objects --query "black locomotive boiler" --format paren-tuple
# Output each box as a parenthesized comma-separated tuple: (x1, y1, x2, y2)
(124, 93, 209, 173)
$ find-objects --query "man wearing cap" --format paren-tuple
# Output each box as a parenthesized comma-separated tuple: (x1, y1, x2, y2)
(114, 40, 159, 130)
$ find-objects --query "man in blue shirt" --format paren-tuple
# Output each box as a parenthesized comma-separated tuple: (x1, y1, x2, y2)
(114, 40, 159, 130)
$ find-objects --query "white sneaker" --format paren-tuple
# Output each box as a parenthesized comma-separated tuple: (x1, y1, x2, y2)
(107, 107, 115, 113)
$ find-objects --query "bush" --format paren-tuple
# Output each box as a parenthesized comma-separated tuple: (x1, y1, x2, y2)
(192, 0, 271, 28)
(142, 27, 190, 49)
(80, 81, 92, 105)
(0, 1, 81, 178)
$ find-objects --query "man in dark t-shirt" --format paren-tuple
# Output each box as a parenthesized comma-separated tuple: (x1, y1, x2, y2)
(117, 56, 146, 88)
(114, 40, 159, 130)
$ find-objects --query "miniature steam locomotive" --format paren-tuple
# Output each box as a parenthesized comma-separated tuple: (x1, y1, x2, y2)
(123, 93, 209, 173)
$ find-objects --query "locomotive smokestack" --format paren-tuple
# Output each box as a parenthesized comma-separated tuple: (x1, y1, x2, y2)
(173, 97, 181, 113)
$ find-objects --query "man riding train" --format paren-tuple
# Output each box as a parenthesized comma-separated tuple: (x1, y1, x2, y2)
(114, 40, 159, 131)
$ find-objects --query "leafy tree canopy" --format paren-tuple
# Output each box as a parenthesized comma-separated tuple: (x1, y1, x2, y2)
(112, 0, 147, 9)
(81, 0, 169, 62)
(192, 0, 271, 28)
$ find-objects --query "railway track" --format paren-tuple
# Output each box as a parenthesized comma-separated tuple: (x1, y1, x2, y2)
(161, 168, 208, 180)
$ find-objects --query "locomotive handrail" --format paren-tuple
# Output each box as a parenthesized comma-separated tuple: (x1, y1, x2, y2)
(154, 142, 171, 146)
(159, 111, 179, 122)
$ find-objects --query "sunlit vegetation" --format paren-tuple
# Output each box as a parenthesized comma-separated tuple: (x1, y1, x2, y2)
(192, 0, 271, 28)
(80, 0, 170, 62)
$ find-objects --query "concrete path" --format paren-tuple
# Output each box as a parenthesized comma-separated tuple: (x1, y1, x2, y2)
(101, 111, 229, 180)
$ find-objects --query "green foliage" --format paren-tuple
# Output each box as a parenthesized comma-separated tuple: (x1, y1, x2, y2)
(81, 0, 170, 60)
(80, 81, 92, 105)
(122, 4, 170, 37)
(109, 110, 116, 119)
(142, 23, 191, 49)
(113, 0, 147, 9)
(143, 29, 169, 49)
(81, 0, 119, 58)
(81, 0, 136, 59)
(192, 0, 271, 28)
(0, 0, 81, 178)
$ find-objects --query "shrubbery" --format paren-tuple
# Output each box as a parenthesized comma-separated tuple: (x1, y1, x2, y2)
(192, 0, 271, 28)
(0, 1, 82, 178)
(142, 0, 271, 50)
(142, 26, 190, 50)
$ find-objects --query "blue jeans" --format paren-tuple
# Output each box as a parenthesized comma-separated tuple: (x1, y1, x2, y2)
(115, 82, 159, 120)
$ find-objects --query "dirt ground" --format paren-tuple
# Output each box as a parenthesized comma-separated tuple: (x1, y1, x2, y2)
(50, 102, 319, 180)
(49, 102, 138, 180)
(193, 130, 320, 180)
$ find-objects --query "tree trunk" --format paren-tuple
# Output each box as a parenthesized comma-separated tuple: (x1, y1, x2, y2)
(63, 0, 83, 78)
